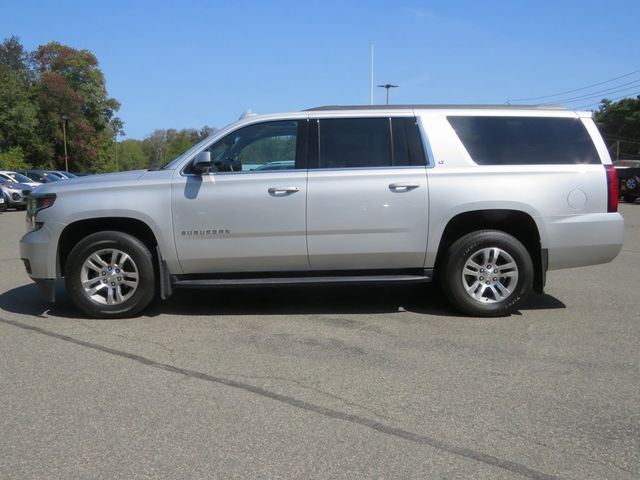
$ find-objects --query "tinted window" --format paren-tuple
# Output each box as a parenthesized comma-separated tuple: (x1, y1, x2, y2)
(319, 118, 391, 168)
(199, 120, 301, 173)
(391, 117, 427, 166)
(448, 116, 600, 165)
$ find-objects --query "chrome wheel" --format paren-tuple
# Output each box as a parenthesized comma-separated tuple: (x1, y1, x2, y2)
(462, 247, 519, 304)
(80, 248, 139, 305)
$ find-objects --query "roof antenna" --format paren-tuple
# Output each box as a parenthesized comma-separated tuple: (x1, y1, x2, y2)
(239, 109, 257, 120)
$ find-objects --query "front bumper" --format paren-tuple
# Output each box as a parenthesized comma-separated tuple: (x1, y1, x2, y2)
(20, 224, 59, 280)
(4, 190, 29, 207)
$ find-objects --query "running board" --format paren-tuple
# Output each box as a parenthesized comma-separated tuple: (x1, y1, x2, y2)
(172, 273, 432, 288)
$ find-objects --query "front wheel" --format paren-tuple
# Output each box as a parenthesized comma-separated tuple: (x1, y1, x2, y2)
(65, 231, 156, 318)
(440, 230, 533, 317)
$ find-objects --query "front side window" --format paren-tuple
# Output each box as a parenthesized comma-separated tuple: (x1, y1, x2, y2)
(195, 120, 301, 173)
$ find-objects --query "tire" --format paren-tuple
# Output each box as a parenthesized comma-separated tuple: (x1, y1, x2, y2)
(625, 175, 640, 193)
(622, 194, 637, 203)
(65, 231, 156, 318)
(440, 230, 533, 317)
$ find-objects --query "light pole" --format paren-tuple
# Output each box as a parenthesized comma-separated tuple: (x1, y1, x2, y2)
(114, 131, 119, 171)
(377, 84, 398, 105)
(61, 114, 69, 171)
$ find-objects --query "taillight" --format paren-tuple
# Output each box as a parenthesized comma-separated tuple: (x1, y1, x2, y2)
(605, 165, 618, 213)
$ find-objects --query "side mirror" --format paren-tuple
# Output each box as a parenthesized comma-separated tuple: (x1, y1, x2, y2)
(192, 151, 212, 173)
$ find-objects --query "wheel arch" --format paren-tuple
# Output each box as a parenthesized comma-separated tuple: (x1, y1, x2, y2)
(58, 217, 160, 277)
(434, 209, 546, 293)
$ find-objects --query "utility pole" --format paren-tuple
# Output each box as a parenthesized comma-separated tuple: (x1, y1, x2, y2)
(61, 114, 69, 172)
(377, 84, 398, 105)
(370, 42, 374, 105)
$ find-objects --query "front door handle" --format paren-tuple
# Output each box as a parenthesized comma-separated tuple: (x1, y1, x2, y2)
(268, 186, 300, 194)
(389, 182, 420, 190)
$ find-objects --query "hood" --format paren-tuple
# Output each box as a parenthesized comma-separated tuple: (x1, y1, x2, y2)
(35, 170, 148, 194)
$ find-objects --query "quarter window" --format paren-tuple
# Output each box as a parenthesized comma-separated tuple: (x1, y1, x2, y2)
(447, 116, 600, 165)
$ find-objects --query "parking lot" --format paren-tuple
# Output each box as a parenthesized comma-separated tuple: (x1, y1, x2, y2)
(0, 205, 638, 480)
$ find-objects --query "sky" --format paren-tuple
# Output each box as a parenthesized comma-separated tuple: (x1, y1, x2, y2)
(1, 0, 639, 139)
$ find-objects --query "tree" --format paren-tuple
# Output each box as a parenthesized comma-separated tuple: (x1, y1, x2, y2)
(0, 36, 50, 164)
(117, 139, 147, 171)
(142, 129, 167, 167)
(595, 97, 640, 160)
(0, 146, 29, 171)
(32, 41, 122, 172)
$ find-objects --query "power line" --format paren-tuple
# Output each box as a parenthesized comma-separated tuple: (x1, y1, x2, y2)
(507, 67, 640, 102)
(575, 92, 640, 110)
(552, 79, 640, 103)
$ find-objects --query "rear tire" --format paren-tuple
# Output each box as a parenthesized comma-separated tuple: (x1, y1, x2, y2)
(441, 230, 533, 317)
(622, 194, 637, 203)
(65, 231, 156, 318)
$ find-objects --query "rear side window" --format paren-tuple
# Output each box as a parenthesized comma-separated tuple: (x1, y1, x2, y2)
(391, 117, 427, 166)
(447, 116, 600, 165)
(319, 118, 390, 169)
(316, 117, 426, 169)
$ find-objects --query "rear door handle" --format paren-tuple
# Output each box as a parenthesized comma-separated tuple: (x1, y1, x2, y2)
(268, 186, 300, 194)
(389, 182, 420, 190)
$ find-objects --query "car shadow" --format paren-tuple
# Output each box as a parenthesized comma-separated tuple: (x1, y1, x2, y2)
(0, 281, 566, 320)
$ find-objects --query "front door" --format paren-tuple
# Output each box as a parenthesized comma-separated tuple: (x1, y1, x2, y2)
(171, 119, 309, 274)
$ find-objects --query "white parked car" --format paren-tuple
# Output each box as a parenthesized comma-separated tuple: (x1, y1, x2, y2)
(0, 171, 41, 188)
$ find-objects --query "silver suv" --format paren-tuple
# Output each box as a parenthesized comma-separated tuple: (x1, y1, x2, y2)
(20, 105, 624, 318)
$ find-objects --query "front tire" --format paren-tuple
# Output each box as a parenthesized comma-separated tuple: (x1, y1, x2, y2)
(441, 230, 533, 317)
(65, 231, 156, 318)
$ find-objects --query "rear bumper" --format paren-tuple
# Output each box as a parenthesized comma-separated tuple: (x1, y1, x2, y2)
(545, 212, 624, 270)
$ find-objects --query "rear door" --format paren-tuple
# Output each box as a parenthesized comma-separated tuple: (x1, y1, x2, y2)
(306, 116, 429, 270)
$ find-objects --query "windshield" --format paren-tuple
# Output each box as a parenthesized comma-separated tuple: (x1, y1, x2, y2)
(7, 172, 33, 183)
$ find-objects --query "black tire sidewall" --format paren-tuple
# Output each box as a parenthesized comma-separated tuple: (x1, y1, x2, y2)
(442, 230, 533, 317)
(65, 231, 155, 318)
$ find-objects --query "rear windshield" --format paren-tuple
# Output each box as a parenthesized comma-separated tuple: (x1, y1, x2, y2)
(447, 116, 600, 165)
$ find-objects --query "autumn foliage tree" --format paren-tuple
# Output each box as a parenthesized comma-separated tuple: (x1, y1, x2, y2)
(0, 36, 122, 172)
(0, 36, 216, 173)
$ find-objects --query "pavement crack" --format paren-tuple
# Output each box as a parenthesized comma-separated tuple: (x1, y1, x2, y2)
(108, 332, 178, 364)
(217, 371, 395, 422)
(0, 316, 561, 480)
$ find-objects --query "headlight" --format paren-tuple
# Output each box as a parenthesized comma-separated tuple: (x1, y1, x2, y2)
(26, 193, 56, 232)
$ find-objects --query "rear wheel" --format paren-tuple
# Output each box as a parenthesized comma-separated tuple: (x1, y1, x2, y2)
(441, 230, 533, 317)
(625, 175, 639, 193)
(622, 194, 637, 203)
(65, 231, 155, 318)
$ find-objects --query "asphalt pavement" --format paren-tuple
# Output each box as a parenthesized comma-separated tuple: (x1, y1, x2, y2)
(0, 205, 638, 479)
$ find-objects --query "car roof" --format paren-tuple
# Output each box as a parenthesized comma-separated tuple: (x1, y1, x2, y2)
(305, 104, 567, 111)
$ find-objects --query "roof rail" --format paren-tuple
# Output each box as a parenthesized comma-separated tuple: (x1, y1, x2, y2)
(304, 104, 567, 111)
